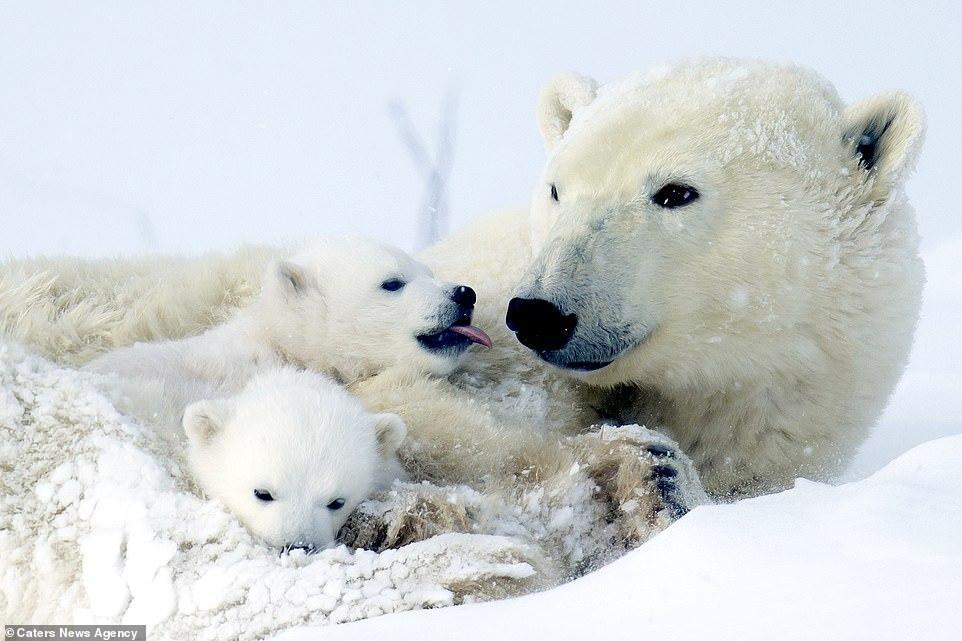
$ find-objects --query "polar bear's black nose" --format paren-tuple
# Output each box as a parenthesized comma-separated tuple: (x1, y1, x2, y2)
(505, 297, 577, 352)
(451, 285, 476, 307)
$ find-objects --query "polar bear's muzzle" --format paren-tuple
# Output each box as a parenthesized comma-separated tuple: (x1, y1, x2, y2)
(506, 295, 644, 371)
(416, 285, 492, 353)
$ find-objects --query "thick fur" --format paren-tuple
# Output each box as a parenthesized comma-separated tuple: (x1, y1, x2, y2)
(0, 246, 274, 366)
(182, 367, 405, 550)
(432, 59, 925, 495)
(84, 236, 482, 386)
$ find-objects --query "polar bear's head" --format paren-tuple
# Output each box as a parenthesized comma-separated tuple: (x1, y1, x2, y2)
(183, 367, 406, 551)
(254, 237, 491, 381)
(507, 59, 924, 387)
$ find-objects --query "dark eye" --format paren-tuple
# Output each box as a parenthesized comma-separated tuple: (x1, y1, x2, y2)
(326, 498, 346, 511)
(381, 279, 406, 292)
(549, 183, 559, 202)
(254, 489, 274, 502)
(652, 184, 699, 209)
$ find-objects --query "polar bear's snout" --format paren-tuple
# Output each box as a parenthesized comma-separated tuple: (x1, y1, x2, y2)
(451, 284, 476, 308)
(505, 297, 577, 352)
(506, 292, 641, 372)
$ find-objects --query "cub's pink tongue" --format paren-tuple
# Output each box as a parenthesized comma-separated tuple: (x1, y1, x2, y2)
(449, 325, 492, 348)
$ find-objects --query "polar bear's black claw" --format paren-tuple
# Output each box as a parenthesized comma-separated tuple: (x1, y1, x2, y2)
(651, 464, 678, 479)
(645, 444, 675, 458)
(650, 460, 691, 519)
(664, 499, 689, 518)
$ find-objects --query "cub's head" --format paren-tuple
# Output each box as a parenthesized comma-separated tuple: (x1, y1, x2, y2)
(507, 59, 924, 387)
(256, 237, 490, 380)
(183, 368, 406, 551)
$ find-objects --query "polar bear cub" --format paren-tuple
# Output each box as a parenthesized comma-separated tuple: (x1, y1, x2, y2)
(86, 235, 491, 387)
(183, 367, 406, 551)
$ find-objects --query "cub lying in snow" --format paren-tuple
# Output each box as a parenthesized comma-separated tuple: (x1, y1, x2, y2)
(182, 367, 405, 551)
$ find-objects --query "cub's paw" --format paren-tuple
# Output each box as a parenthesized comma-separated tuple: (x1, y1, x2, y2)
(570, 425, 709, 545)
(339, 482, 482, 552)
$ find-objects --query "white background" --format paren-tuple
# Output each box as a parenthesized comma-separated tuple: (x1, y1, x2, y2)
(1, 0, 960, 474)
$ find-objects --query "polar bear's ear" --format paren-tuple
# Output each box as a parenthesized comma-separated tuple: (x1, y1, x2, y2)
(537, 72, 598, 150)
(273, 260, 314, 297)
(373, 413, 407, 457)
(183, 400, 231, 445)
(842, 93, 925, 200)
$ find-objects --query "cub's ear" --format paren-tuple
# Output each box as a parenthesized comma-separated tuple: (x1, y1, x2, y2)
(373, 413, 407, 458)
(183, 399, 231, 445)
(843, 93, 925, 200)
(272, 260, 313, 297)
(537, 72, 598, 151)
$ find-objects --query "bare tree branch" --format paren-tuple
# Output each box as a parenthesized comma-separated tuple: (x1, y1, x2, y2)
(388, 82, 459, 251)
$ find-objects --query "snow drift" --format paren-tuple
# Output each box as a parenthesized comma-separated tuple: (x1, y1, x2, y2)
(277, 433, 962, 641)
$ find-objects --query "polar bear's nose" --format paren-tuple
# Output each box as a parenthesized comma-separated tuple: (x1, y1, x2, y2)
(505, 297, 577, 352)
(451, 285, 476, 307)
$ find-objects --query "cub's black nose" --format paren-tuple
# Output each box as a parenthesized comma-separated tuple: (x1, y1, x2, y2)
(451, 285, 477, 307)
(505, 297, 577, 352)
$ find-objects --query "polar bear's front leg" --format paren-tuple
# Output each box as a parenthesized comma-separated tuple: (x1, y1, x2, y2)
(338, 483, 559, 600)
(569, 425, 710, 545)
(339, 481, 493, 551)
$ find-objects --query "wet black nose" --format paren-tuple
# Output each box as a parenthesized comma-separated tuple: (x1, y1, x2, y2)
(451, 285, 476, 307)
(505, 297, 577, 352)
(286, 542, 317, 554)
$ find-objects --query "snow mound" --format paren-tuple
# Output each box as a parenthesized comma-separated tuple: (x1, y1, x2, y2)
(0, 341, 551, 639)
(283, 433, 962, 641)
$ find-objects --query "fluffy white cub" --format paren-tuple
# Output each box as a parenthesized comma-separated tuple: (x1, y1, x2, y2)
(183, 367, 406, 551)
(86, 235, 490, 387)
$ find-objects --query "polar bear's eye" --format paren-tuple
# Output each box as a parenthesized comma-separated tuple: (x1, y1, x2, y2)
(652, 184, 699, 209)
(326, 498, 346, 510)
(254, 489, 275, 502)
(550, 183, 559, 202)
(381, 279, 406, 292)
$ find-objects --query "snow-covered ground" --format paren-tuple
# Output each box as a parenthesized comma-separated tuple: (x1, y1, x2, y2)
(277, 435, 962, 641)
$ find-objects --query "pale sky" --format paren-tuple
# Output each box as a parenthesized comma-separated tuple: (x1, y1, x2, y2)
(1, 1, 960, 257)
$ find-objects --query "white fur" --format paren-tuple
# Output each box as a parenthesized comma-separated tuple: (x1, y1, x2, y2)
(430, 59, 925, 495)
(183, 367, 405, 550)
(84, 236, 477, 387)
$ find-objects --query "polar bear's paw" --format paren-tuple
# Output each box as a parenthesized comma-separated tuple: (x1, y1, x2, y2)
(339, 482, 485, 552)
(375, 532, 556, 603)
(571, 425, 709, 545)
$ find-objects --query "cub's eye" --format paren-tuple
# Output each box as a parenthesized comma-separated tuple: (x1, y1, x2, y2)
(549, 183, 559, 202)
(326, 498, 346, 511)
(381, 279, 406, 292)
(254, 489, 274, 502)
(652, 184, 699, 209)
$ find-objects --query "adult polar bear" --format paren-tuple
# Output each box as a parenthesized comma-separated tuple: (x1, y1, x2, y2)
(428, 58, 925, 496)
(0, 58, 923, 501)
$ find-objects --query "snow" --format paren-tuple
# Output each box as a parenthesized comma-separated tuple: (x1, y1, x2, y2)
(277, 435, 962, 641)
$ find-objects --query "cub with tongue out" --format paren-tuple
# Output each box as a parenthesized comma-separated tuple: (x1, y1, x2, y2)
(245, 236, 492, 382)
(87, 235, 492, 391)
